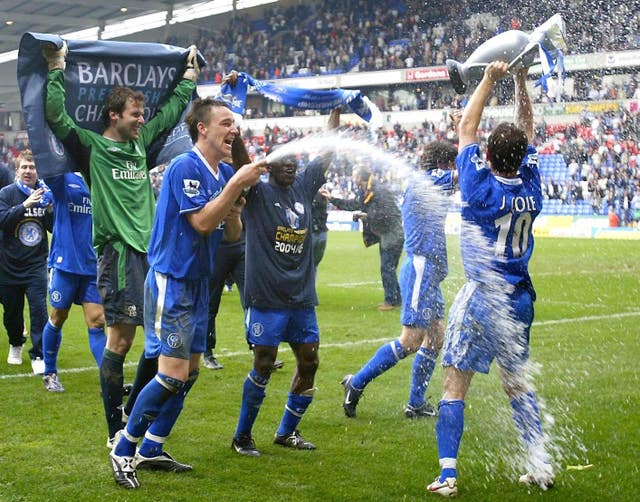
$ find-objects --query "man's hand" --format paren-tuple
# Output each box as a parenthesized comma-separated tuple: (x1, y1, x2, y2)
(183, 45, 200, 82)
(234, 159, 268, 189)
(43, 41, 67, 71)
(449, 109, 463, 131)
(224, 197, 245, 222)
(23, 188, 45, 208)
(484, 61, 509, 84)
(222, 70, 239, 87)
(318, 187, 331, 199)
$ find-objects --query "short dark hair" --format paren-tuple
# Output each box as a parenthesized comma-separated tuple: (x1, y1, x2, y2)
(487, 122, 528, 175)
(185, 98, 231, 143)
(420, 141, 457, 171)
(101, 87, 146, 128)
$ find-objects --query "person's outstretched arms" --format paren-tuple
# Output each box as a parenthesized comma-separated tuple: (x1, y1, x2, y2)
(513, 67, 533, 143)
(457, 61, 509, 151)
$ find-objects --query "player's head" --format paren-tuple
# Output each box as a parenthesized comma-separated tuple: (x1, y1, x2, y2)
(420, 141, 457, 171)
(267, 143, 298, 188)
(15, 149, 37, 186)
(101, 87, 146, 140)
(487, 122, 528, 176)
(184, 98, 238, 143)
(354, 165, 372, 189)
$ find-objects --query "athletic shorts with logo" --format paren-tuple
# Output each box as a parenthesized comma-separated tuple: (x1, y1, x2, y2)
(245, 307, 319, 347)
(48, 268, 102, 309)
(399, 253, 445, 328)
(442, 281, 533, 374)
(144, 270, 208, 359)
(97, 241, 147, 326)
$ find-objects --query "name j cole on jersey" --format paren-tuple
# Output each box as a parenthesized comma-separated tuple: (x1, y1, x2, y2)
(499, 194, 537, 212)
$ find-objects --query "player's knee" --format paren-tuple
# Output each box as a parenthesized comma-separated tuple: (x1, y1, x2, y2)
(49, 309, 69, 328)
(87, 314, 105, 329)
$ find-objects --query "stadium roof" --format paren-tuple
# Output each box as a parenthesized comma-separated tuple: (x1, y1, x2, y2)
(0, 0, 276, 112)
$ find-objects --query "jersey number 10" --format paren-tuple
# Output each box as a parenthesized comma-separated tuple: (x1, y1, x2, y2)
(494, 212, 532, 258)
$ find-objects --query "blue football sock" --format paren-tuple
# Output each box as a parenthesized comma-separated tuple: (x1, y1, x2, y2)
(100, 349, 125, 438)
(234, 369, 269, 438)
(138, 369, 199, 458)
(276, 392, 313, 437)
(116, 373, 184, 457)
(42, 320, 61, 375)
(436, 399, 465, 481)
(87, 327, 106, 367)
(407, 347, 438, 408)
(352, 339, 406, 389)
(510, 391, 544, 449)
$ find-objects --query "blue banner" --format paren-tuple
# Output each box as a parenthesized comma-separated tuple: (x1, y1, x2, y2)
(219, 71, 381, 126)
(17, 33, 205, 177)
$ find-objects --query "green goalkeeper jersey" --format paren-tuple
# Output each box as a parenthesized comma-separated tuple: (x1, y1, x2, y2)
(45, 69, 195, 254)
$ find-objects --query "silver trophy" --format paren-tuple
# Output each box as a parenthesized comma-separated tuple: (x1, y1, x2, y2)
(446, 14, 567, 94)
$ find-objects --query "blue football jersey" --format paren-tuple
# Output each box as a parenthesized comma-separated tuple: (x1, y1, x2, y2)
(402, 168, 454, 261)
(244, 157, 326, 309)
(46, 172, 96, 276)
(457, 143, 541, 287)
(147, 148, 235, 280)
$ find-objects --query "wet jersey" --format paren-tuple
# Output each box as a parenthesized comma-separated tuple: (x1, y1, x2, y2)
(457, 143, 541, 288)
(244, 158, 325, 309)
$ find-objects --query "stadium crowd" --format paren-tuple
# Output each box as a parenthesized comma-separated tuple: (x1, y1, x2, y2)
(184, 0, 640, 111)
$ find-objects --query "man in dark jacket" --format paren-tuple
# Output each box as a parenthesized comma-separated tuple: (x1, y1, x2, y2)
(321, 166, 403, 310)
(0, 149, 53, 373)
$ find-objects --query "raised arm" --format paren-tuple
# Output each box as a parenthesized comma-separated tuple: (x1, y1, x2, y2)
(457, 61, 509, 151)
(513, 67, 534, 143)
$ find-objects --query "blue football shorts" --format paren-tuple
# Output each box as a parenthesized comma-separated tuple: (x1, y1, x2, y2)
(399, 253, 445, 329)
(48, 268, 102, 309)
(245, 306, 319, 347)
(442, 280, 533, 374)
(144, 270, 208, 359)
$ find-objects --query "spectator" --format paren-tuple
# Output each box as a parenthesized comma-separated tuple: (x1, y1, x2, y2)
(0, 149, 53, 374)
(323, 165, 404, 311)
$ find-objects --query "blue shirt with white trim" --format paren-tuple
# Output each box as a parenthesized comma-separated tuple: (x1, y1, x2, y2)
(457, 143, 541, 288)
(147, 147, 235, 280)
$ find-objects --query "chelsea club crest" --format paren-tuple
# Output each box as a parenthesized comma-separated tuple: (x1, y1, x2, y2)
(18, 221, 43, 247)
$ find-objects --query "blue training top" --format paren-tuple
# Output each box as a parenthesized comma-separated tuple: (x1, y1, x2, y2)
(147, 148, 235, 280)
(244, 157, 326, 309)
(457, 143, 541, 289)
(46, 172, 96, 276)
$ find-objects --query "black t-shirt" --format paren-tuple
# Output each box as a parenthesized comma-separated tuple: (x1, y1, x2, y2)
(0, 183, 53, 283)
(244, 158, 325, 309)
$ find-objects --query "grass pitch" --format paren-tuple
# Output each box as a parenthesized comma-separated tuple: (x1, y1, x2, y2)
(0, 232, 638, 501)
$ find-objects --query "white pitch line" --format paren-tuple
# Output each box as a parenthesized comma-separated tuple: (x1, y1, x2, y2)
(2, 311, 639, 381)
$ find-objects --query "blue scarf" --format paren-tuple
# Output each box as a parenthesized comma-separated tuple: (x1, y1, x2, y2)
(15, 179, 53, 208)
(219, 72, 381, 126)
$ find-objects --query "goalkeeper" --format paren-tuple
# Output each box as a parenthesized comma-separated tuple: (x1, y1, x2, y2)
(43, 41, 198, 450)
